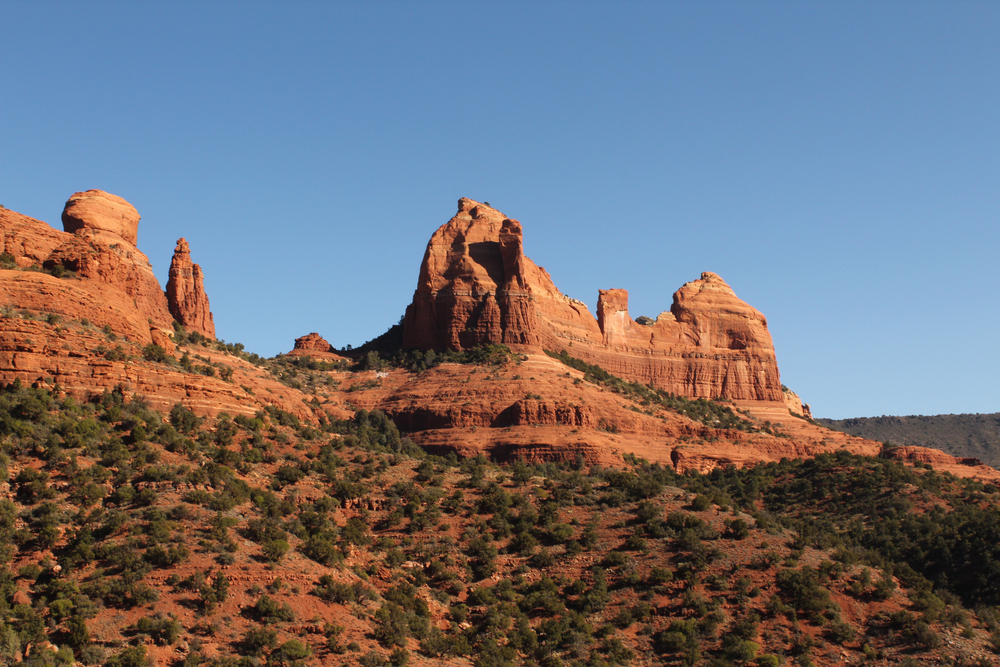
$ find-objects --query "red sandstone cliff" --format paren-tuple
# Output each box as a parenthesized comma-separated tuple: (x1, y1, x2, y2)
(166, 238, 215, 338)
(403, 198, 784, 403)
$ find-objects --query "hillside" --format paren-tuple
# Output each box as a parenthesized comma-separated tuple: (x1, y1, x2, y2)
(3, 190, 1000, 666)
(2, 382, 1000, 667)
(818, 414, 1000, 470)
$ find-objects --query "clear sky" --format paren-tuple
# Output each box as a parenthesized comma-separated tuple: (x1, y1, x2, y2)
(2, 1, 998, 419)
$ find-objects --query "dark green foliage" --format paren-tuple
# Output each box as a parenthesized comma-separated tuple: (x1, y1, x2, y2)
(819, 413, 1000, 469)
(142, 344, 167, 363)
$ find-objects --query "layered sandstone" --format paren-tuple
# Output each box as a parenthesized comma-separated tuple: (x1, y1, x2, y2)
(782, 386, 813, 419)
(61, 189, 140, 245)
(0, 191, 217, 345)
(0, 208, 68, 267)
(402, 198, 784, 403)
(0, 318, 318, 420)
(166, 238, 215, 338)
(52, 190, 174, 330)
(286, 333, 348, 361)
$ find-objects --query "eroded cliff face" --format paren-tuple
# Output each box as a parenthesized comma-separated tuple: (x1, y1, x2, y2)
(166, 238, 215, 339)
(402, 198, 785, 403)
(51, 190, 174, 331)
(0, 190, 213, 344)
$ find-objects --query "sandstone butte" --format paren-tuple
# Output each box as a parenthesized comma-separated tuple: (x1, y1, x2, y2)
(402, 198, 789, 409)
(0, 192, 996, 484)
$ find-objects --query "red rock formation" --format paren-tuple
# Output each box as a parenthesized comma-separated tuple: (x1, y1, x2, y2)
(0, 318, 318, 419)
(885, 446, 999, 480)
(52, 191, 174, 330)
(61, 189, 140, 246)
(0, 208, 68, 267)
(286, 333, 348, 361)
(166, 238, 215, 338)
(0, 192, 218, 345)
(403, 198, 784, 403)
(782, 387, 812, 419)
(0, 270, 153, 343)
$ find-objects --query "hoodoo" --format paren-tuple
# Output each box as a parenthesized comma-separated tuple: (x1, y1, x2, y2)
(167, 237, 216, 338)
(403, 198, 784, 403)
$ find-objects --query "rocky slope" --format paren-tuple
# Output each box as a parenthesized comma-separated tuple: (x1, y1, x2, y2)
(402, 198, 784, 403)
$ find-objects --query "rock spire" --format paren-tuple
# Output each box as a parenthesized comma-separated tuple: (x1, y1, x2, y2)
(166, 238, 215, 338)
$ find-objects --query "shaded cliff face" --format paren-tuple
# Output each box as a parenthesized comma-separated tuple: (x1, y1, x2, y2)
(403, 198, 784, 403)
(166, 237, 215, 338)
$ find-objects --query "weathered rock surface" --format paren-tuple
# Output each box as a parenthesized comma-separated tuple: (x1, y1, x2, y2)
(166, 238, 215, 338)
(884, 445, 998, 479)
(61, 189, 140, 246)
(403, 198, 784, 403)
(0, 270, 153, 343)
(0, 208, 68, 267)
(52, 191, 174, 330)
(0, 191, 215, 342)
(0, 318, 317, 419)
(286, 332, 348, 361)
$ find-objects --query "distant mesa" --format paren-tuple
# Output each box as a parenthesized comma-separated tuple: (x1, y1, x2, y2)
(402, 197, 785, 404)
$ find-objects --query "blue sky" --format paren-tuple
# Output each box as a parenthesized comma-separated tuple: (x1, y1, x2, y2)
(2, 1, 998, 419)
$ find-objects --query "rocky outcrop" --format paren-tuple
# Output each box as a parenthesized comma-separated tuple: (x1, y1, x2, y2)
(402, 198, 784, 403)
(44, 190, 175, 330)
(0, 318, 318, 419)
(0, 270, 153, 342)
(286, 333, 348, 361)
(166, 238, 215, 338)
(61, 189, 140, 246)
(0, 191, 212, 344)
(885, 446, 999, 479)
(782, 386, 812, 419)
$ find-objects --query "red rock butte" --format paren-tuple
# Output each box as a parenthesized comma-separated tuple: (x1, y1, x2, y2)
(403, 198, 784, 404)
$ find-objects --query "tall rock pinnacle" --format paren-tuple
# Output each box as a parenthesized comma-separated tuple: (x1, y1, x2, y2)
(166, 237, 215, 338)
